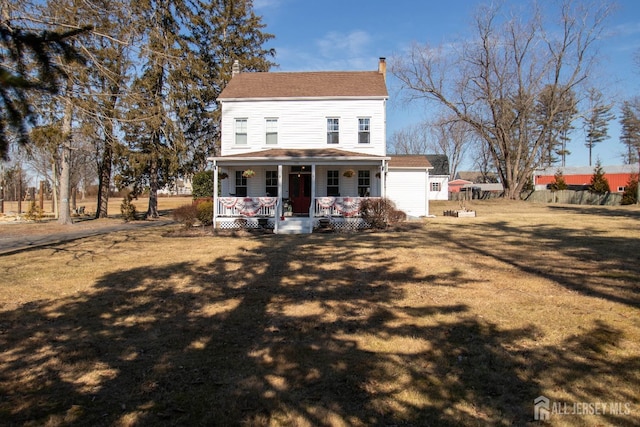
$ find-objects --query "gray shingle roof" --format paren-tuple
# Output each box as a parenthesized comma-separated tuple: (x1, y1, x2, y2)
(425, 155, 450, 175)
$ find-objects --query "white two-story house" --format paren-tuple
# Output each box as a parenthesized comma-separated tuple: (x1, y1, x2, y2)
(209, 58, 433, 233)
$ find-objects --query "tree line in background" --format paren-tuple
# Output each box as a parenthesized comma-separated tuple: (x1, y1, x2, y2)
(389, 1, 640, 200)
(0, 0, 274, 223)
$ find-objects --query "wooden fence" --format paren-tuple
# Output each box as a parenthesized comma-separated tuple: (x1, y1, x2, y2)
(524, 190, 622, 206)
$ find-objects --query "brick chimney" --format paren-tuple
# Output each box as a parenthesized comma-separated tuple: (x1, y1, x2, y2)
(232, 59, 240, 78)
(378, 57, 386, 80)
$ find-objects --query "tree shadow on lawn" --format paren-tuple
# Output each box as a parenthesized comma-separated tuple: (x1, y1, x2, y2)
(429, 218, 640, 309)
(548, 204, 640, 220)
(1, 232, 638, 425)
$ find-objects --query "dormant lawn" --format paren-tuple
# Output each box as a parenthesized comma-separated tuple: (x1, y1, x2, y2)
(1, 199, 638, 426)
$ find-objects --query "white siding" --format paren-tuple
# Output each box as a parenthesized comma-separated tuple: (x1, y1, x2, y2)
(429, 175, 449, 200)
(221, 98, 386, 156)
(386, 169, 429, 217)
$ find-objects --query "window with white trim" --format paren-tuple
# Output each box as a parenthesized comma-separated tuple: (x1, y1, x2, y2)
(265, 118, 278, 145)
(358, 170, 370, 197)
(431, 182, 441, 192)
(327, 118, 339, 144)
(327, 170, 339, 196)
(358, 118, 370, 144)
(235, 119, 247, 145)
(266, 170, 278, 196)
(235, 171, 247, 196)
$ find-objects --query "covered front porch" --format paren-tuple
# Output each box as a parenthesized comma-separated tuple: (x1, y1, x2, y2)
(208, 149, 389, 234)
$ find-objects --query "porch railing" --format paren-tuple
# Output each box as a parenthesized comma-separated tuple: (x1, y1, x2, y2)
(216, 196, 379, 218)
(217, 197, 277, 217)
(314, 197, 379, 217)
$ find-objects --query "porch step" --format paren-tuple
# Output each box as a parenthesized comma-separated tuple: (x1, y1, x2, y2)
(276, 217, 312, 234)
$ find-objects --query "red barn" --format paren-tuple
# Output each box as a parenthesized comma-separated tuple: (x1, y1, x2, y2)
(534, 165, 639, 193)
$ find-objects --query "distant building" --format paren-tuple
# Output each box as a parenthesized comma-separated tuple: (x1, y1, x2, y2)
(534, 165, 638, 193)
(452, 171, 504, 193)
(158, 178, 193, 196)
(456, 171, 499, 184)
(448, 179, 473, 193)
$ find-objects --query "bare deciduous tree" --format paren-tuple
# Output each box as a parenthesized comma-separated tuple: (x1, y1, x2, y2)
(391, 1, 611, 199)
(429, 116, 472, 179)
(387, 123, 429, 155)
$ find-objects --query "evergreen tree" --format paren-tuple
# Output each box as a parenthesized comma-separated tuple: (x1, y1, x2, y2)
(619, 99, 640, 165)
(536, 85, 577, 167)
(120, 0, 274, 218)
(549, 169, 568, 191)
(621, 176, 638, 205)
(192, 170, 214, 199)
(584, 88, 615, 166)
(588, 160, 610, 194)
(180, 0, 275, 171)
(70, 0, 134, 219)
(0, 0, 88, 158)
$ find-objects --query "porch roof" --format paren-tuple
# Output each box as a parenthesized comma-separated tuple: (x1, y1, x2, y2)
(388, 155, 433, 170)
(209, 148, 389, 164)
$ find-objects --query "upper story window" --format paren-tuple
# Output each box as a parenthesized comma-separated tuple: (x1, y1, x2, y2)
(358, 170, 370, 197)
(358, 118, 370, 144)
(265, 118, 278, 145)
(265, 170, 278, 196)
(235, 171, 247, 196)
(235, 119, 247, 145)
(327, 170, 339, 196)
(327, 118, 339, 144)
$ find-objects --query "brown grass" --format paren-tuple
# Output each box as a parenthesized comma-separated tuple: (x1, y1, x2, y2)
(1, 200, 639, 426)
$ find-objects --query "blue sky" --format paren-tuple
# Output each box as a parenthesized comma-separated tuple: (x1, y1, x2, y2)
(254, 0, 640, 169)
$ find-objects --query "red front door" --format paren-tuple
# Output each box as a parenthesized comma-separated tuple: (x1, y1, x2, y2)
(289, 173, 311, 215)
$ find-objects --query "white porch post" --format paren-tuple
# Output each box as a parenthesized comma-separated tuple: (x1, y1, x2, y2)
(380, 160, 386, 198)
(213, 161, 219, 229)
(310, 164, 316, 233)
(277, 164, 283, 199)
(311, 164, 316, 212)
(277, 164, 283, 225)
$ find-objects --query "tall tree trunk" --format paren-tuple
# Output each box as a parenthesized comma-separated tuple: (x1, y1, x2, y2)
(58, 97, 73, 225)
(51, 160, 58, 219)
(146, 152, 159, 218)
(95, 91, 119, 218)
(58, 143, 72, 224)
(95, 139, 113, 218)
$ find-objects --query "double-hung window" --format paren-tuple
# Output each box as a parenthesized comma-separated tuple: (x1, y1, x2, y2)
(235, 119, 247, 145)
(265, 118, 278, 145)
(358, 170, 370, 197)
(431, 182, 441, 192)
(327, 118, 339, 144)
(327, 170, 340, 196)
(358, 118, 370, 144)
(265, 170, 278, 196)
(235, 171, 247, 197)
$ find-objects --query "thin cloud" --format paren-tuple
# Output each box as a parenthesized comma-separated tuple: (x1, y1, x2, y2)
(253, 0, 285, 10)
(316, 30, 372, 58)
